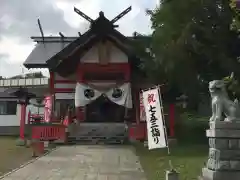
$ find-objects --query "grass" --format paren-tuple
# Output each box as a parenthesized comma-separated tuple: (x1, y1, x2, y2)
(134, 143, 208, 180)
(0, 137, 33, 176)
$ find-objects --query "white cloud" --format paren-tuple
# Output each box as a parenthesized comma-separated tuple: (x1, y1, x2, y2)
(0, 14, 13, 29)
(55, 0, 155, 35)
(0, 0, 158, 77)
(0, 37, 34, 63)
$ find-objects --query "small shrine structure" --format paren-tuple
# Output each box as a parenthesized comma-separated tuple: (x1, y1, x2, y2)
(23, 7, 175, 143)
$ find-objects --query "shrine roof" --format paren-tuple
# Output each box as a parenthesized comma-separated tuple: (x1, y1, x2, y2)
(24, 42, 70, 68)
(23, 8, 146, 75)
(46, 31, 138, 76)
(30, 36, 144, 43)
(23, 34, 142, 69)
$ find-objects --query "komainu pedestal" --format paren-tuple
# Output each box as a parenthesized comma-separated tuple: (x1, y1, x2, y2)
(201, 121, 240, 180)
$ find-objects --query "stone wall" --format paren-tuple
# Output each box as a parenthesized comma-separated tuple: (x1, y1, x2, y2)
(201, 121, 240, 180)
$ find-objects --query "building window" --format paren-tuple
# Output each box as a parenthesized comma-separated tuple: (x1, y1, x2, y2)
(0, 101, 17, 115)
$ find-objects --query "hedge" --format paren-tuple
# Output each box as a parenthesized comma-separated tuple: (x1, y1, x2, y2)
(175, 113, 209, 144)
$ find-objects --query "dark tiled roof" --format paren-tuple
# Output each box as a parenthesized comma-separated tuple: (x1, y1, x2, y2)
(23, 12, 142, 72)
(4, 88, 36, 98)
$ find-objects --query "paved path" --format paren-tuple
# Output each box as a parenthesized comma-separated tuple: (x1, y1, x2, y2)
(1, 145, 146, 180)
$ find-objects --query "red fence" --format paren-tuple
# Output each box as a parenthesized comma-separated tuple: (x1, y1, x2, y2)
(31, 125, 66, 141)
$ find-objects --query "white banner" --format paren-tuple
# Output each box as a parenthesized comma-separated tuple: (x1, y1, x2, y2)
(75, 82, 132, 108)
(105, 83, 132, 108)
(142, 87, 167, 150)
(75, 83, 102, 107)
(44, 96, 52, 122)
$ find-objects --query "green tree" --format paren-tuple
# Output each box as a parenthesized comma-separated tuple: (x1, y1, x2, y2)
(143, 0, 240, 109)
(230, 0, 240, 32)
(25, 72, 45, 78)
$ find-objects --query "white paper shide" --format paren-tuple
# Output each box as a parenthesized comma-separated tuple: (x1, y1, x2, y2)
(142, 87, 167, 150)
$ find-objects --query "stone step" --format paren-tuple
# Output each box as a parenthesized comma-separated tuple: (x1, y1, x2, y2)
(67, 123, 128, 145)
(67, 136, 127, 145)
(68, 123, 127, 139)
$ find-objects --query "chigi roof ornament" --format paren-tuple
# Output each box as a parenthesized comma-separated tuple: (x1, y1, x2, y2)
(34, 6, 132, 43)
(24, 6, 138, 70)
(111, 6, 132, 24)
(37, 19, 45, 43)
(74, 7, 94, 23)
(73, 6, 132, 28)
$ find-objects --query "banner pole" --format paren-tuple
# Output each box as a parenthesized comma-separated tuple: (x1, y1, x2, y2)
(141, 84, 165, 93)
(157, 86, 173, 170)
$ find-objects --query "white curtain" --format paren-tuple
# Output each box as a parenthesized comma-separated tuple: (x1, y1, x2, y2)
(75, 82, 132, 108)
(105, 83, 132, 108)
(75, 83, 102, 107)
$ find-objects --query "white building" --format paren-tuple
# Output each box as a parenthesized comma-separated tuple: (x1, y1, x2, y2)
(0, 83, 46, 135)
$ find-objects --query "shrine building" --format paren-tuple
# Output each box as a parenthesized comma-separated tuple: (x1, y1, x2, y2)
(23, 7, 174, 142)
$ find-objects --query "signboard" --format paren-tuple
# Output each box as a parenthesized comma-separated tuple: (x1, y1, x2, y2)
(142, 87, 167, 150)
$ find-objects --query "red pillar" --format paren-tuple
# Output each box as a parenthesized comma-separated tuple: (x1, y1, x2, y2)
(20, 104, 27, 140)
(135, 91, 140, 124)
(169, 104, 175, 137)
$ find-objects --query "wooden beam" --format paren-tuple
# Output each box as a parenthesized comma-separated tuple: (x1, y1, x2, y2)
(98, 41, 109, 65)
(59, 32, 65, 38)
(74, 7, 94, 23)
(37, 19, 45, 42)
(111, 6, 132, 24)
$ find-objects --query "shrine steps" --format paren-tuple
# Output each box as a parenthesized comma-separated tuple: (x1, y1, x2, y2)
(67, 137, 127, 145)
(67, 123, 128, 145)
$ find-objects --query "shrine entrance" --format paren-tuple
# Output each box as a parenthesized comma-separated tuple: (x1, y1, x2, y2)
(23, 6, 149, 143)
(85, 95, 125, 123)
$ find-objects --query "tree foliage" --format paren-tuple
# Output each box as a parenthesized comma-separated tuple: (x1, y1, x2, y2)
(9, 72, 45, 79)
(229, 0, 240, 31)
(142, 0, 240, 109)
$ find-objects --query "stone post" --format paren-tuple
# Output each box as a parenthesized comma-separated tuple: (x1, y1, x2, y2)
(166, 170, 179, 180)
(201, 121, 240, 180)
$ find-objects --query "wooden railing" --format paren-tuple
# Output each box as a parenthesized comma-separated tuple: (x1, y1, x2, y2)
(31, 124, 66, 141)
(28, 111, 63, 124)
(29, 112, 67, 141)
(28, 114, 44, 124)
(30, 123, 66, 157)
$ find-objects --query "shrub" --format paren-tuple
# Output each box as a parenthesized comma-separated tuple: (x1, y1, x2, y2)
(175, 112, 209, 144)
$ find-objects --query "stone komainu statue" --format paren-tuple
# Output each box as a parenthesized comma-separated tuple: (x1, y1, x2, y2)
(209, 80, 240, 122)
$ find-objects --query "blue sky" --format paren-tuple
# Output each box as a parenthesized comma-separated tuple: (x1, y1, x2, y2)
(0, 0, 159, 77)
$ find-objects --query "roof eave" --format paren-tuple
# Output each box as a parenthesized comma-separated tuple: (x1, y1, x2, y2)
(23, 63, 49, 69)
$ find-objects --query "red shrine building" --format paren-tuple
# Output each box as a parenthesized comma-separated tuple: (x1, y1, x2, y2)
(23, 7, 175, 143)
